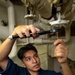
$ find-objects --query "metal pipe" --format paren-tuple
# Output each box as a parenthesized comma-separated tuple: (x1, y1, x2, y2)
(7, 1, 17, 58)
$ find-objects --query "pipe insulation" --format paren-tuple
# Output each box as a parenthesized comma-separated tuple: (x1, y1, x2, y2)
(21, 0, 51, 18)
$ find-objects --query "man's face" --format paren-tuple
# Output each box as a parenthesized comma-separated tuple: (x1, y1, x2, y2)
(22, 50, 40, 72)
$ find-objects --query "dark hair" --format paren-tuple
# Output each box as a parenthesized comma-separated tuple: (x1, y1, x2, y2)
(17, 43, 38, 61)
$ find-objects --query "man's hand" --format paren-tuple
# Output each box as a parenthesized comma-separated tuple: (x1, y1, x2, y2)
(54, 39, 69, 64)
(11, 25, 40, 38)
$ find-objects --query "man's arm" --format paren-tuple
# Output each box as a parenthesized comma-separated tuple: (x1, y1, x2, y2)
(54, 39, 74, 75)
(61, 62, 74, 75)
(0, 38, 15, 70)
(0, 25, 40, 70)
